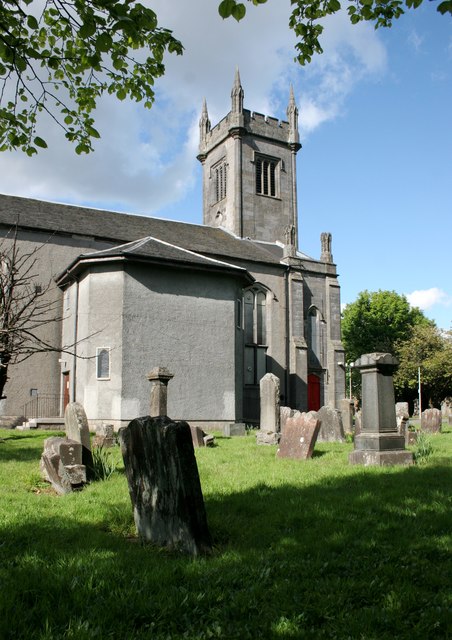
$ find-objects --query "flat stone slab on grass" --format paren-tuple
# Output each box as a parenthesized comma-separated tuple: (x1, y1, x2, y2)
(119, 415, 212, 556)
(277, 411, 321, 460)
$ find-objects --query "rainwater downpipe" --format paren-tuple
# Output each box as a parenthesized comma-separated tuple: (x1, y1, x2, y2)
(284, 266, 291, 407)
(71, 278, 79, 403)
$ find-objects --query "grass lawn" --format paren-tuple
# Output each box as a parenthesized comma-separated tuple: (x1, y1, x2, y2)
(0, 427, 451, 639)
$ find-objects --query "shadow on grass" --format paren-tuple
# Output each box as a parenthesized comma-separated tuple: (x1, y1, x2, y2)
(0, 463, 451, 639)
(0, 433, 47, 462)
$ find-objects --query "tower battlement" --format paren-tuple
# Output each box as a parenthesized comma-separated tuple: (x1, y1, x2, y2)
(200, 109, 291, 155)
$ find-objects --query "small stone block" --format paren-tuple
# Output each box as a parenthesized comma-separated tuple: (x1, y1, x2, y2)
(223, 423, 246, 437)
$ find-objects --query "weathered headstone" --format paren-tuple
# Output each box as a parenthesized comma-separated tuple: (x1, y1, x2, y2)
(339, 398, 354, 435)
(441, 397, 452, 420)
(119, 415, 212, 556)
(354, 410, 362, 436)
(147, 367, 174, 417)
(224, 423, 246, 437)
(189, 425, 215, 448)
(277, 411, 321, 460)
(257, 373, 280, 445)
(421, 408, 442, 433)
(316, 406, 345, 442)
(92, 423, 116, 448)
(349, 353, 413, 466)
(64, 402, 94, 476)
(40, 436, 86, 494)
(280, 406, 295, 434)
(396, 402, 409, 426)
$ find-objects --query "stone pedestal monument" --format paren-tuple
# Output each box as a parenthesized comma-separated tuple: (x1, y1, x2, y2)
(349, 353, 413, 466)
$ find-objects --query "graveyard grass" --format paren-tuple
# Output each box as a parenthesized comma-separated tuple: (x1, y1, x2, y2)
(0, 428, 451, 640)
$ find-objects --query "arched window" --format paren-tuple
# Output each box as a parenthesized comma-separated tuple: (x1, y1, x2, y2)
(255, 155, 278, 197)
(307, 307, 323, 368)
(243, 286, 268, 385)
(213, 160, 227, 202)
(96, 347, 110, 380)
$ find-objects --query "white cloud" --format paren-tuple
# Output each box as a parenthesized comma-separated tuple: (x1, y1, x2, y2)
(406, 288, 452, 311)
(0, 1, 388, 214)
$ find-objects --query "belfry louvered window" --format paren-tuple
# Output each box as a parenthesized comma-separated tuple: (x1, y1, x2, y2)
(214, 160, 227, 202)
(255, 155, 278, 197)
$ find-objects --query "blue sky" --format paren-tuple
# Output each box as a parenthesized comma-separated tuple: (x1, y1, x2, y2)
(0, 1, 451, 328)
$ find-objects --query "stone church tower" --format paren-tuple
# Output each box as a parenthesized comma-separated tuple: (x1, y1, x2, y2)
(198, 69, 301, 246)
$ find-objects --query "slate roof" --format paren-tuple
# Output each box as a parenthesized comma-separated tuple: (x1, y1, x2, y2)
(0, 193, 287, 266)
(57, 235, 255, 285)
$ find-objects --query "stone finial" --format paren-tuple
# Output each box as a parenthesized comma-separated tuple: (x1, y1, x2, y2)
(231, 67, 244, 114)
(320, 232, 333, 263)
(147, 367, 174, 417)
(287, 85, 299, 145)
(199, 97, 211, 146)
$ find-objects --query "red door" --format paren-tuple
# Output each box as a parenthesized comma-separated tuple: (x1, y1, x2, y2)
(63, 372, 70, 411)
(308, 374, 321, 411)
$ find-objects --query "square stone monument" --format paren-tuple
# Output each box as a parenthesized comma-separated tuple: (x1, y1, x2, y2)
(349, 353, 413, 466)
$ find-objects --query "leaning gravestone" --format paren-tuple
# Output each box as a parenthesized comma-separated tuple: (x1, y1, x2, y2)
(257, 373, 280, 445)
(119, 415, 212, 556)
(349, 353, 413, 466)
(277, 411, 321, 460)
(65, 402, 94, 477)
(40, 436, 86, 494)
(421, 408, 442, 433)
(316, 406, 345, 442)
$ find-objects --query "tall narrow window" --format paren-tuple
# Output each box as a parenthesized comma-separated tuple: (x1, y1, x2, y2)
(96, 347, 110, 380)
(307, 307, 323, 368)
(243, 287, 268, 385)
(255, 155, 278, 197)
(213, 160, 227, 202)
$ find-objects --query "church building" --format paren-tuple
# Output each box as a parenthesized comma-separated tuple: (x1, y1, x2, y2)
(0, 72, 345, 431)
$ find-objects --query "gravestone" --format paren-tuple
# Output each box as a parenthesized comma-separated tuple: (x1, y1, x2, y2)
(224, 423, 246, 437)
(349, 353, 413, 466)
(316, 406, 345, 442)
(92, 423, 116, 448)
(339, 398, 354, 435)
(280, 406, 295, 434)
(421, 408, 442, 433)
(119, 415, 212, 556)
(395, 402, 410, 442)
(441, 397, 452, 420)
(64, 402, 94, 476)
(354, 410, 362, 436)
(190, 425, 215, 448)
(277, 411, 321, 460)
(257, 373, 280, 445)
(40, 436, 86, 494)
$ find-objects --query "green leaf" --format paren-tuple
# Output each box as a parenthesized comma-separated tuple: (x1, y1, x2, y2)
(232, 3, 247, 20)
(27, 15, 39, 30)
(218, 0, 236, 19)
(34, 136, 48, 148)
(437, 0, 452, 13)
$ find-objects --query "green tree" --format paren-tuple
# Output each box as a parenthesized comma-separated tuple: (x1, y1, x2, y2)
(395, 324, 452, 407)
(220, 0, 452, 65)
(341, 289, 431, 364)
(0, 0, 183, 155)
